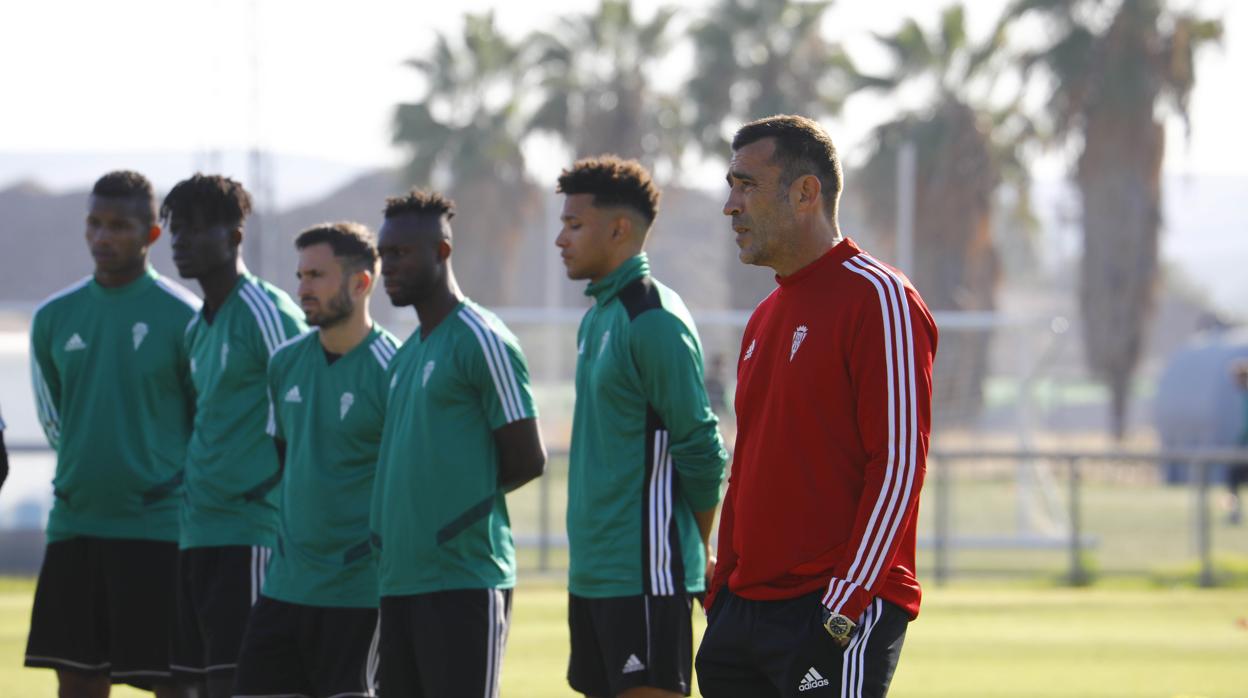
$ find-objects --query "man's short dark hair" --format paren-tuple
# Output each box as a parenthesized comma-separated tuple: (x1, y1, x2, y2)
(383, 189, 456, 222)
(731, 115, 843, 218)
(295, 221, 379, 275)
(92, 170, 156, 226)
(556, 155, 660, 226)
(159, 173, 253, 229)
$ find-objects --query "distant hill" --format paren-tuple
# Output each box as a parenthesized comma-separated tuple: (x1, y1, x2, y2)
(0, 149, 369, 210)
(0, 181, 117, 301)
(3, 168, 1242, 324)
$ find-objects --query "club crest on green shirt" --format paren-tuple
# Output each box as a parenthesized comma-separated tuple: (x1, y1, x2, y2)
(132, 321, 148, 350)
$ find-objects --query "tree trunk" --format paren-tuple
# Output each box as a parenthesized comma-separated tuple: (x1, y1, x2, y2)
(911, 102, 999, 426)
(448, 177, 543, 306)
(1077, 110, 1164, 440)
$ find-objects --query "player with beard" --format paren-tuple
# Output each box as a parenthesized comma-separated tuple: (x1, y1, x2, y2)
(370, 189, 546, 698)
(231, 222, 395, 697)
(164, 174, 306, 698)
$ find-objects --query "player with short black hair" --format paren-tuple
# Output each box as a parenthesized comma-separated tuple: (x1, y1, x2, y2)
(25, 170, 200, 697)
(165, 173, 306, 698)
(92, 169, 158, 225)
(556, 156, 728, 698)
(161, 172, 253, 232)
(232, 221, 395, 698)
(382, 188, 457, 221)
(371, 188, 547, 698)
(556, 155, 661, 226)
(697, 116, 936, 698)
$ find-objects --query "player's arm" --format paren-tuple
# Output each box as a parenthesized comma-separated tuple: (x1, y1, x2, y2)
(0, 427, 9, 493)
(705, 324, 755, 612)
(631, 312, 727, 512)
(693, 506, 717, 592)
(820, 279, 936, 632)
(494, 418, 546, 492)
(178, 316, 198, 421)
(465, 320, 545, 493)
(256, 361, 287, 497)
(630, 312, 729, 573)
(29, 311, 62, 450)
(704, 470, 738, 611)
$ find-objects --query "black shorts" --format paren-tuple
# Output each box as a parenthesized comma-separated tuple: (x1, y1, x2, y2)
(695, 590, 908, 698)
(379, 588, 511, 698)
(172, 545, 270, 678)
(567, 593, 694, 697)
(24, 536, 178, 690)
(233, 595, 379, 697)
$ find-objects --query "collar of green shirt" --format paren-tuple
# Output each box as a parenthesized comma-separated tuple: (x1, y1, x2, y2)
(584, 253, 649, 306)
(90, 265, 158, 299)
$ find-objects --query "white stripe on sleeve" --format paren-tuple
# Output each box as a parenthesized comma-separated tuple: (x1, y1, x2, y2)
(824, 255, 917, 611)
(458, 308, 520, 423)
(238, 286, 278, 354)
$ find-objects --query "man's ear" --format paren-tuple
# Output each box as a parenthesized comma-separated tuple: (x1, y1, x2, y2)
(437, 238, 453, 262)
(793, 174, 823, 213)
(611, 214, 632, 243)
(229, 226, 244, 249)
(147, 224, 162, 245)
(354, 269, 374, 297)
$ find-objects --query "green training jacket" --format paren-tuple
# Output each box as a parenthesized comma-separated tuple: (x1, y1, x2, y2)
(567, 253, 728, 598)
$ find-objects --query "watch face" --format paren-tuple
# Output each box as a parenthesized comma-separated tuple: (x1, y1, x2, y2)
(826, 615, 850, 637)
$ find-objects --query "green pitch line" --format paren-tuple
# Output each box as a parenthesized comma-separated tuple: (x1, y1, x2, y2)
(2, 578, 1245, 697)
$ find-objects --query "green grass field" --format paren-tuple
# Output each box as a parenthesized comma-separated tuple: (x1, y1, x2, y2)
(2, 577, 1245, 697)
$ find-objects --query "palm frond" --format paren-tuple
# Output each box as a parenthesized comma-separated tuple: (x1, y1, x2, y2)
(939, 4, 968, 60)
(875, 18, 934, 74)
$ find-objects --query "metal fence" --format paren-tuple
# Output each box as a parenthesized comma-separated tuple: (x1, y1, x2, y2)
(6, 444, 1247, 587)
(925, 448, 1248, 587)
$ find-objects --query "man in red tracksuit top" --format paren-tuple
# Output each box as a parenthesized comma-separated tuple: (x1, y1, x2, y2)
(696, 115, 938, 698)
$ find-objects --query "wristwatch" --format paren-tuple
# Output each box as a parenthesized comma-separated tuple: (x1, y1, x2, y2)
(821, 607, 856, 643)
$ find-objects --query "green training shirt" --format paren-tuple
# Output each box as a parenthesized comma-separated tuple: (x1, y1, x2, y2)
(371, 299, 537, 597)
(30, 267, 200, 542)
(263, 325, 399, 608)
(182, 273, 306, 549)
(567, 254, 728, 598)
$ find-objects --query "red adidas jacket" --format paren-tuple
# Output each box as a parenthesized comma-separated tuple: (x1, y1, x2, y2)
(707, 238, 937, 622)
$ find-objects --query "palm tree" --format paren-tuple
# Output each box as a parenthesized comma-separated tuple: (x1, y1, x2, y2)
(527, 0, 684, 171)
(687, 0, 856, 156)
(1011, 0, 1222, 438)
(392, 12, 542, 305)
(853, 4, 1034, 423)
(685, 0, 856, 307)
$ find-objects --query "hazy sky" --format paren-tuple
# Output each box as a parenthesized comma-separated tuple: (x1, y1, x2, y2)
(1, 0, 1242, 190)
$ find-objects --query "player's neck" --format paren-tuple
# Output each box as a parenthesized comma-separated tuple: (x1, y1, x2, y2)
(319, 307, 373, 355)
(773, 224, 842, 278)
(414, 273, 463, 340)
(94, 258, 147, 289)
(198, 259, 247, 315)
